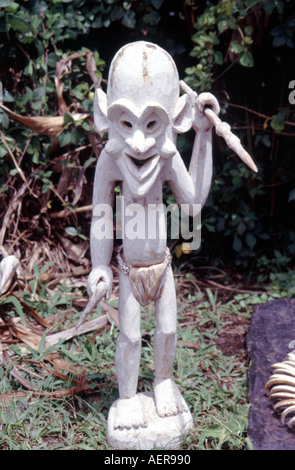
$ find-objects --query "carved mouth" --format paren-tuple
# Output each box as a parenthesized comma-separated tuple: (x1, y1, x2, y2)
(126, 154, 157, 168)
(123, 152, 160, 183)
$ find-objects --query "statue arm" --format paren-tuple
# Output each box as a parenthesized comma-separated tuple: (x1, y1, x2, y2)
(167, 92, 219, 214)
(189, 126, 213, 209)
(88, 150, 118, 298)
(167, 129, 213, 213)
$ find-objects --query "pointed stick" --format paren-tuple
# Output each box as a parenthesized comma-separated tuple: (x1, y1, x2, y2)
(75, 281, 108, 330)
(180, 81, 258, 173)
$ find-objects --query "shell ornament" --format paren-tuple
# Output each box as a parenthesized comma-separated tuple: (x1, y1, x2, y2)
(265, 352, 295, 429)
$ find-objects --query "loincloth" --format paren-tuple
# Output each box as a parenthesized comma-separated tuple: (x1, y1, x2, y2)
(117, 246, 172, 306)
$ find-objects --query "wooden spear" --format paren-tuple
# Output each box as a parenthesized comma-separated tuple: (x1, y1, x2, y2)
(180, 80, 258, 173)
(75, 281, 108, 330)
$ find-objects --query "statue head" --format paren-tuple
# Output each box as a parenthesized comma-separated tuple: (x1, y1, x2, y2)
(93, 41, 192, 195)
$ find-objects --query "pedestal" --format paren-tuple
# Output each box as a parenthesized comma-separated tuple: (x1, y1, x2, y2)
(107, 392, 193, 450)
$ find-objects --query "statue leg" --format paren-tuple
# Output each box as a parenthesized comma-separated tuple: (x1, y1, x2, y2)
(154, 266, 189, 417)
(113, 269, 147, 429)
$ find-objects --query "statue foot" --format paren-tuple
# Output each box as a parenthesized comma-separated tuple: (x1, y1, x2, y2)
(107, 391, 193, 450)
(154, 378, 189, 418)
(114, 395, 148, 430)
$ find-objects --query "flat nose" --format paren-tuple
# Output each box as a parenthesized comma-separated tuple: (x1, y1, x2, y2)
(127, 130, 155, 155)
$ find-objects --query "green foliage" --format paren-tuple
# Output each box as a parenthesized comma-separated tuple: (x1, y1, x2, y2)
(199, 161, 266, 266)
(0, 0, 166, 157)
(0, 0, 144, 44)
(185, 0, 295, 92)
(0, 0, 170, 246)
(0, 1, 107, 176)
(65, 225, 87, 240)
(185, 0, 259, 92)
(0, 0, 294, 270)
(179, 1, 295, 268)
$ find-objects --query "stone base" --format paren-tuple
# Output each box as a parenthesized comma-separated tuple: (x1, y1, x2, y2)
(107, 392, 193, 450)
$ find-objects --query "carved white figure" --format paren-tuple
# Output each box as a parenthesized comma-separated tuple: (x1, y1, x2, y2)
(83, 41, 257, 448)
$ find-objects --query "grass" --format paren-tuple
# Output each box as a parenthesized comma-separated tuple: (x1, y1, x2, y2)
(0, 268, 292, 450)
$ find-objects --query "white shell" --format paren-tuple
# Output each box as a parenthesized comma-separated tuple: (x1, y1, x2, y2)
(266, 353, 295, 428)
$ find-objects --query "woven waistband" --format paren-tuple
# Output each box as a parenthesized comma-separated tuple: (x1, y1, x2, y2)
(116, 245, 171, 275)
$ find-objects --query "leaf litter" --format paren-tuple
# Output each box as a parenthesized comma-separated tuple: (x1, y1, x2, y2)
(0, 246, 119, 405)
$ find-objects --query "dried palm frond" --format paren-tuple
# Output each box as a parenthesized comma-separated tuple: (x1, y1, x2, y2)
(0, 103, 89, 136)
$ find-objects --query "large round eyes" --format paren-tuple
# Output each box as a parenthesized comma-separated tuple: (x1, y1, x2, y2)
(117, 112, 162, 135)
(120, 120, 133, 130)
(146, 120, 157, 131)
(146, 118, 162, 134)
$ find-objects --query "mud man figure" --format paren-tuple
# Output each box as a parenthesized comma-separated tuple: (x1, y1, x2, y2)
(84, 41, 257, 449)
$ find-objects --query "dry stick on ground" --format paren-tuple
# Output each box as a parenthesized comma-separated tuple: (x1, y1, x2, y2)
(50, 204, 92, 219)
(6, 316, 99, 370)
(2, 349, 33, 389)
(0, 179, 32, 249)
(46, 314, 109, 346)
(0, 130, 27, 184)
(206, 279, 266, 294)
(0, 312, 113, 399)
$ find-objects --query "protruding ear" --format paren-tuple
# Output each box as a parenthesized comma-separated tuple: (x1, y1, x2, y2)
(172, 94, 192, 133)
(93, 88, 109, 133)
